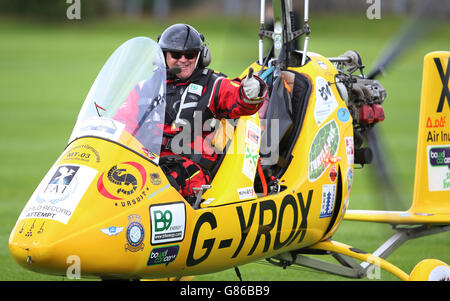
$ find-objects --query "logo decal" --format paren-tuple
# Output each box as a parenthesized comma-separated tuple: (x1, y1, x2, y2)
(147, 245, 180, 266)
(329, 165, 337, 182)
(18, 164, 97, 224)
(428, 145, 450, 191)
(97, 161, 149, 207)
(150, 173, 162, 185)
(125, 214, 145, 252)
(309, 120, 340, 182)
(36, 165, 80, 204)
(337, 107, 350, 122)
(320, 184, 336, 218)
(100, 226, 124, 236)
(150, 202, 186, 245)
(314, 76, 338, 125)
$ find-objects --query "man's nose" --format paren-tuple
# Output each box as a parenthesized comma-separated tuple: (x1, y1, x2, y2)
(178, 55, 188, 62)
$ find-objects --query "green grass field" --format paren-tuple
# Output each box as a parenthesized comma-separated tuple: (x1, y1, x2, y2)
(0, 12, 449, 281)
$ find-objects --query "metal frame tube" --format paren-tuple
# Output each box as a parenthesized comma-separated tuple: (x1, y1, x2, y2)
(259, 0, 266, 64)
(301, 0, 310, 66)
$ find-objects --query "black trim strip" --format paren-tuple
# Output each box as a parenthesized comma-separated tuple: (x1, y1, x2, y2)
(323, 166, 343, 236)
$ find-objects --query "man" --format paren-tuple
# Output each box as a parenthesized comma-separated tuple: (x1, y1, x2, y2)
(120, 24, 268, 202)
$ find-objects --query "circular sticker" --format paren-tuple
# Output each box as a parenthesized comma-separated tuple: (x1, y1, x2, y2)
(125, 215, 145, 252)
(127, 222, 144, 247)
(337, 107, 350, 122)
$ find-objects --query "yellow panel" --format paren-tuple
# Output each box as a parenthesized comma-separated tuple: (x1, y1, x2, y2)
(411, 51, 450, 214)
(201, 115, 261, 206)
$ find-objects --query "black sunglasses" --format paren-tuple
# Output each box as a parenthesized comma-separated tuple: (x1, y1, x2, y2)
(169, 51, 198, 60)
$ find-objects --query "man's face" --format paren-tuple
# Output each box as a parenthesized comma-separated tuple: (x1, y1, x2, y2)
(166, 51, 199, 80)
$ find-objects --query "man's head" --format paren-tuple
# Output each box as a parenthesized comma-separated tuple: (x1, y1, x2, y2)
(158, 24, 210, 79)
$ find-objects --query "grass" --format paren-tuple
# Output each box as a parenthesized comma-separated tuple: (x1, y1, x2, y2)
(0, 12, 449, 281)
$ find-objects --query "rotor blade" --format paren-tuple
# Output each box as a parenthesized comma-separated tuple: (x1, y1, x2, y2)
(367, 0, 442, 79)
(366, 128, 406, 210)
(365, 0, 446, 209)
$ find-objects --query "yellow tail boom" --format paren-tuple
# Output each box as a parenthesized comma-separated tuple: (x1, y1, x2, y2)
(346, 51, 450, 224)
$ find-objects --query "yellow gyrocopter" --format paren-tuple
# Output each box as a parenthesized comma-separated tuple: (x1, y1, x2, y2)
(9, 0, 450, 281)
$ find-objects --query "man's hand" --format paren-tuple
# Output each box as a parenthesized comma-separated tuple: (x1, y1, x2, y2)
(241, 68, 266, 103)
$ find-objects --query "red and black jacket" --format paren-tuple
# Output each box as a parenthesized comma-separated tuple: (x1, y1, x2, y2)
(162, 67, 267, 171)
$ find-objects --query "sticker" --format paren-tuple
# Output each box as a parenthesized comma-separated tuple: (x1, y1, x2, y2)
(245, 120, 261, 150)
(242, 144, 259, 180)
(309, 120, 340, 182)
(63, 144, 101, 164)
(314, 76, 338, 126)
(188, 83, 203, 96)
(428, 145, 450, 191)
(347, 167, 353, 194)
(202, 198, 215, 206)
(147, 245, 180, 266)
(71, 117, 125, 143)
(147, 184, 170, 200)
(345, 137, 354, 165)
(329, 165, 337, 182)
(18, 164, 97, 224)
(100, 226, 124, 236)
(97, 161, 149, 207)
(150, 173, 162, 185)
(337, 107, 350, 122)
(317, 60, 328, 70)
(320, 184, 336, 218)
(427, 265, 450, 281)
(35, 165, 80, 204)
(237, 187, 256, 200)
(150, 202, 186, 245)
(125, 214, 145, 252)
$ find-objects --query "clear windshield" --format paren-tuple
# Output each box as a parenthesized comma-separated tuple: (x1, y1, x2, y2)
(68, 37, 166, 160)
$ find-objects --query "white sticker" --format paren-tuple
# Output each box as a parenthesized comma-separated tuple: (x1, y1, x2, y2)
(150, 202, 186, 245)
(242, 144, 259, 180)
(347, 167, 353, 194)
(70, 117, 125, 143)
(245, 120, 261, 150)
(237, 187, 256, 200)
(427, 265, 450, 281)
(314, 76, 338, 126)
(427, 145, 450, 191)
(345, 136, 354, 165)
(320, 184, 336, 218)
(18, 164, 98, 224)
(317, 60, 328, 70)
(100, 226, 124, 236)
(188, 83, 203, 96)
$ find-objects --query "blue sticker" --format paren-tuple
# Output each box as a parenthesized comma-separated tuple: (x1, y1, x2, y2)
(337, 107, 350, 122)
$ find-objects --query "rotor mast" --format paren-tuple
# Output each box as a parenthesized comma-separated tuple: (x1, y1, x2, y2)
(301, 0, 310, 65)
(258, 0, 311, 68)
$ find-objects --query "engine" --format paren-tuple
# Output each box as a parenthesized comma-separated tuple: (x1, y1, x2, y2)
(332, 51, 387, 165)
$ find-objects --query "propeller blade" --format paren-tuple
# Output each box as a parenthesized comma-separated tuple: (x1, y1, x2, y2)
(365, 0, 444, 209)
(367, 0, 442, 79)
(366, 128, 406, 210)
